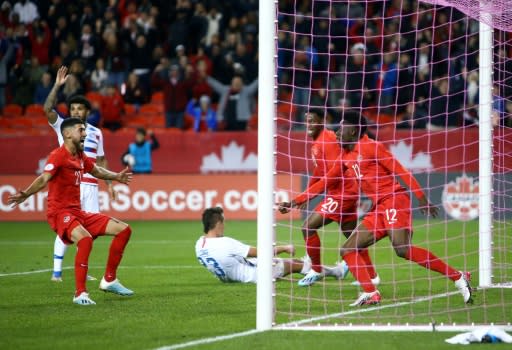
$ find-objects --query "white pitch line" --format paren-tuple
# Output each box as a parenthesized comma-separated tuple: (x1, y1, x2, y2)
(276, 290, 461, 328)
(0, 265, 200, 277)
(153, 329, 261, 350)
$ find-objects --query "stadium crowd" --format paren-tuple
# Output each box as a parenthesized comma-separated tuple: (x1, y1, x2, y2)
(0, 0, 511, 131)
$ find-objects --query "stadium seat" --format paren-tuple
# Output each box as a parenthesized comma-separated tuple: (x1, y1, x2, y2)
(10, 116, 35, 128)
(0, 117, 13, 128)
(147, 114, 165, 128)
(2, 104, 23, 118)
(25, 104, 46, 117)
(85, 91, 104, 106)
(139, 104, 163, 115)
(124, 103, 137, 117)
(150, 92, 164, 103)
(125, 116, 148, 129)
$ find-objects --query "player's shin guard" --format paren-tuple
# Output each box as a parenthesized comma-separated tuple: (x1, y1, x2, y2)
(105, 226, 132, 282)
(344, 251, 376, 293)
(405, 246, 461, 281)
(75, 236, 93, 296)
(359, 248, 377, 279)
(305, 234, 322, 273)
(53, 236, 68, 276)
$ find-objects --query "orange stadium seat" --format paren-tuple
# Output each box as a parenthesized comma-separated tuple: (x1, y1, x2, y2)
(85, 91, 104, 107)
(151, 92, 164, 103)
(25, 104, 46, 117)
(10, 116, 35, 128)
(147, 114, 165, 128)
(139, 104, 163, 115)
(125, 116, 148, 129)
(2, 104, 23, 118)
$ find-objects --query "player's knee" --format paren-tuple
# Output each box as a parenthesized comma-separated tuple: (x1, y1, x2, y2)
(339, 247, 349, 257)
(394, 245, 409, 259)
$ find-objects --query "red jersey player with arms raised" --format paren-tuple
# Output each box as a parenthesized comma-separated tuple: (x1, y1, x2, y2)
(9, 118, 135, 306)
(279, 109, 378, 287)
(292, 111, 472, 306)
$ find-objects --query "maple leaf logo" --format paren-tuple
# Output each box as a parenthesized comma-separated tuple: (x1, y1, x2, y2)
(200, 141, 258, 173)
(389, 141, 433, 173)
(442, 175, 479, 221)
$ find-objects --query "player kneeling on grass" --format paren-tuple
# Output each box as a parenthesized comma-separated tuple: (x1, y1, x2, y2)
(195, 207, 347, 283)
(8, 117, 134, 306)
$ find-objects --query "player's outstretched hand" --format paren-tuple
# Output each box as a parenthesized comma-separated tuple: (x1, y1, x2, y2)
(277, 202, 292, 214)
(116, 167, 133, 184)
(419, 197, 439, 218)
(7, 190, 29, 207)
(55, 66, 69, 86)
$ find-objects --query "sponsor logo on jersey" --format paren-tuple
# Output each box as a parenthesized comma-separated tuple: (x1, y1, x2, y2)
(442, 175, 479, 221)
(63, 215, 71, 223)
(44, 163, 54, 171)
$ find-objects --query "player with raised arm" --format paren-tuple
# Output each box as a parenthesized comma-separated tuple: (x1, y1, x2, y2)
(288, 111, 472, 306)
(196, 207, 346, 283)
(8, 118, 134, 305)
(278, 109, 379, 287)
(44, 66, 116, 282)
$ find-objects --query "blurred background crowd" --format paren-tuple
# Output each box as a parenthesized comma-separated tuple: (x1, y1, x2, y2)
(0, 0, 511, 132)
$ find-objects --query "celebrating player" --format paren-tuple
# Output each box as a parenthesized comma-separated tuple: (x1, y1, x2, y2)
(290, 111, 473, 306)
(196, 207, 346, 283)
(8, 118, 134, 305)
(278, 109, 379, 287)
(44, 66, 116, 282)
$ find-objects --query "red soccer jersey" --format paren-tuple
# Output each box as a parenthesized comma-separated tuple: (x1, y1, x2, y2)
(341, 134, 425, 204)
(308, 129, 342, 192)
(44, 145, 95, 218)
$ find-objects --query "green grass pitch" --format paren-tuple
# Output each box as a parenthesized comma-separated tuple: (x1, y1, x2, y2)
(1, 220, 510, 350)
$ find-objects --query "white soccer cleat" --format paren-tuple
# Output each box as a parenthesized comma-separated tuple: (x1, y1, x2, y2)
(454, 271, 473, 304)
(73, 292, 96, 305)
(351, 274, 381, 287)
(51, 275, 63, 282)
(298, 269, 324, 287)
(100, 277, 134, 296)
(349, 290, 381, 307)
(332, 260, 350, 280)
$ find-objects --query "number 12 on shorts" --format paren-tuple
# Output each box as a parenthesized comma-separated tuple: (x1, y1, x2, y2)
(385, 208, 397, 224)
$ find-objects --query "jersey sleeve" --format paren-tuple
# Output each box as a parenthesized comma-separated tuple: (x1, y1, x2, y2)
(49, 112, 65, 146)
(224, 237, 251, 258)
(376, 142, 426, 201)
(295, 158, 343, 205)
(83, 155, 96, 173)
(43, 150, 62, 177)
(96, 129, 105, 157)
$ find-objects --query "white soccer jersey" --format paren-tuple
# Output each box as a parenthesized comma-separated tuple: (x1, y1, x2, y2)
(195, 236, 257, 283)
(50, 113, 105, 186)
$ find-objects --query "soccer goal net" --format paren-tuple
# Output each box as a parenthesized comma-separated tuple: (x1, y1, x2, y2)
(257, 0, 512, 331)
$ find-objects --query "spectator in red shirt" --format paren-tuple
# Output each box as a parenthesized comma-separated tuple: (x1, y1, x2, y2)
(101, 84, 125, 131)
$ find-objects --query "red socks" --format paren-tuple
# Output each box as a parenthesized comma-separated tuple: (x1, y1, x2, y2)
(359, 249, 377, 279)
(105, 226, 132, 282)
(344, 251, 376, 292)
(75, 236, 93, 296)
(305, 234, 322, 273)
(405, 246, 461, 281)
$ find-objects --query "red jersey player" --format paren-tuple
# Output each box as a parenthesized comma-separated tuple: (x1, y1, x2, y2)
(279, 109, 378, 287)
(292, 111, 472, 306)
(8, 118, 135, 306)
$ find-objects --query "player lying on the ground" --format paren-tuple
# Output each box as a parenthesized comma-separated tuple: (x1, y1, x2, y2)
(280, 111, 472, 306)
(8, 117, 134, 306)
(278, 109, 379, 288)
(195, 207, 347, 283)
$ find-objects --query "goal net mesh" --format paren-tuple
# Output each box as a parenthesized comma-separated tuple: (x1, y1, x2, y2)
(274, 0, 512, 329)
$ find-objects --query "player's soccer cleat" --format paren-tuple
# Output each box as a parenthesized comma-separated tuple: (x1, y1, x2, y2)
(298, 269, 324, 287)
(349, 290, 381, 307)
(332, 260, 350, 280)
(51, 271, 63, 282)
(454, 271, 473, 304)
(99, 278, 134, 296)
(87, 275, 97, 281)
(73, 292, 96, 305)
(351, 274, 381, 287)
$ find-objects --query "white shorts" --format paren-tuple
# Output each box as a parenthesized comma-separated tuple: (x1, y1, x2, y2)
(245, 258, 286, 282)
(80, 183, 99, 213)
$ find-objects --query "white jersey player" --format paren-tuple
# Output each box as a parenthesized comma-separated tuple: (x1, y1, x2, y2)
(44, 66, 116, 282)
(195, 207, 347, 283)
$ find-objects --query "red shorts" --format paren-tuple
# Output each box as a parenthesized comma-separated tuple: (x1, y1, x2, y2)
(361, 193, 412, 240)
(315, 194, 358, 224)
(48, 210, 111, 244)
